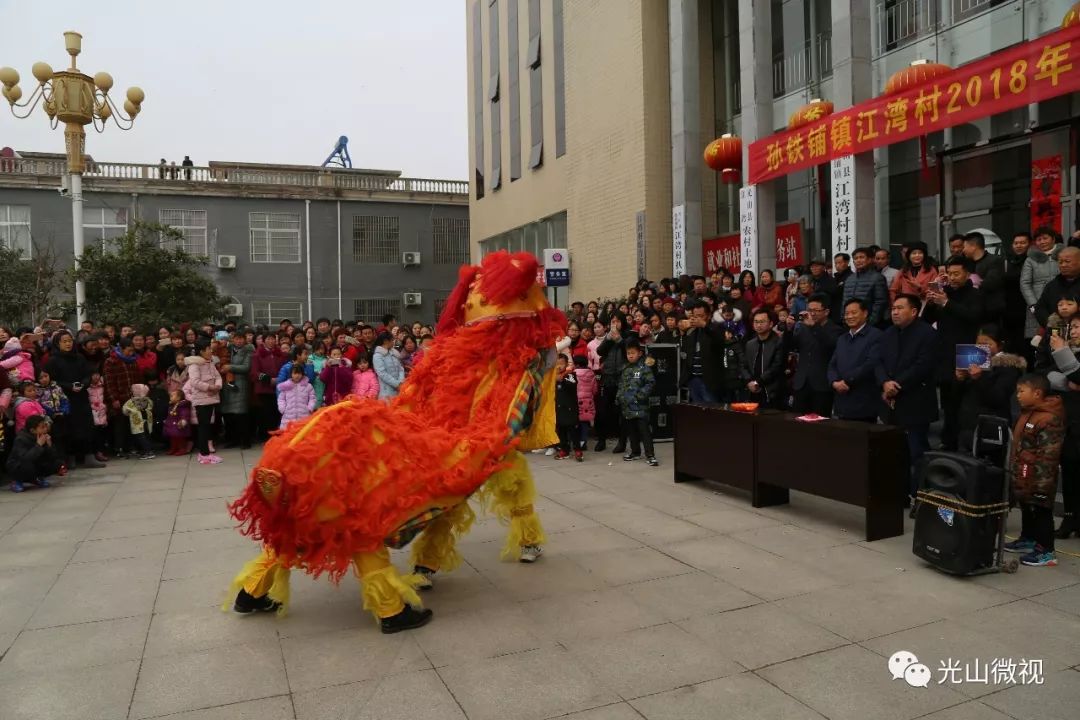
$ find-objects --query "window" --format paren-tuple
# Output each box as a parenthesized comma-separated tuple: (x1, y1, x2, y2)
(83, 207, 129, 244)
(472, 1, 485, 200)
(354, 297, 402, 325)
(528, 0, 544, 169)
(489, 0, 502, 191)
(433, 217, 471, 265)
(553, 0, 566, 157)
(0, 205, 31, 258)
(508, 0, 522, 181)
(434, 294, 451, 322)
(249, 212, 301, 263)
(158, 209, 208, 255)
(252, 301, 304, 327)
(352, 216, 400, 264)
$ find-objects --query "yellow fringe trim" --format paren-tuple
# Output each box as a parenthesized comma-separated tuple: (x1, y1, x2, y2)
(359, 566, 425, 623)
(518, 368, 559, 451)
(475, 451, 547, 560)
(409, 502, 476, 573)
(223, 552, 291, 616)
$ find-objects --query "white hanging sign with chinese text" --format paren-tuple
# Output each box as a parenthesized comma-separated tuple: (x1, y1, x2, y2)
(738, 185, 758, 274)
(831, 155, 856, 255)
(672, 204, 686, 277)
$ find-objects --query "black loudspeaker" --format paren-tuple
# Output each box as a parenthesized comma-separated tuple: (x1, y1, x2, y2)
(647, 344, 680, 441)
(912, 452, 1005, 575)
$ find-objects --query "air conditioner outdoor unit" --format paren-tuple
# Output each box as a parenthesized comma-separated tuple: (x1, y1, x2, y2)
(402, 251, 421, 267)
(403, 292, 422, 307)
(217, 254, 237, 269)
(223, 303, 243, 317)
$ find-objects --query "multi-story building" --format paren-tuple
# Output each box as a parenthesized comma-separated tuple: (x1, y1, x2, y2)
(0, 152, 469, 326)
(466, 0, 1080, 301)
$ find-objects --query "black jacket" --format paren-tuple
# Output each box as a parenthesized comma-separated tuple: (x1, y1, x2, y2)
(973, 251, 1006, 321)
(956, 352, 1026, 444)
(842, 268, 890, 326)
(679, 324, 725, 394)
(1003, 251, 1028, 328)
(831, 268, 853, 321)
(740, 333, 785, 406)
(6, 430, 60, 479)
(44, 347, 92, 406)
(554, 371, 579, 427)
(828, 325, 883, 419)
(597, 334, 628, 387)
(874, 319, 940, 426)
(1035, 273, 1080, 327)
(923, 281, 986, 381)
(790, 321, 843, 392)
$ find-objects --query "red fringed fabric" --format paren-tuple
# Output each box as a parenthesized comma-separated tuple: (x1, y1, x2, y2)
(228, 313, 563, 582)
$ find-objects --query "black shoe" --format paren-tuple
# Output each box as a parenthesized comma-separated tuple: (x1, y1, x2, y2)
(646, 456, 659, 467)
(623, 453, 641, 462)
(594, 440, 606, 452)
(233, 589, 280, 614)
(1055, 515, 1079, 540)
(611, 444, 626, 454)
(380, 605, 433, 634)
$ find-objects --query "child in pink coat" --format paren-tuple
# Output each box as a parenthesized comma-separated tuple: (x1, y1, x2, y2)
(351, 354, 379, 400)
(13, 381, 47, 433)
(572, 355, 598, 454)
(1, 337, 35, 384)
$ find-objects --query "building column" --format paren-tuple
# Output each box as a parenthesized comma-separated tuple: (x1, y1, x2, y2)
(738, 0, 775, 270)
(669, 0, 701, 275)
(831, 0, 875, 249)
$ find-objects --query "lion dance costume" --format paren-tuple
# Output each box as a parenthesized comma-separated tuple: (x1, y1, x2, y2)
(226, 251, 565, 632)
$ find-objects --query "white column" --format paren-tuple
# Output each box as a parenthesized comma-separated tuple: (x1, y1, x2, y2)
(738, 0, 776, 271)
(70, 172, 86, 326)
(304, 199, 312, 322)
(669, 0, 702, 274)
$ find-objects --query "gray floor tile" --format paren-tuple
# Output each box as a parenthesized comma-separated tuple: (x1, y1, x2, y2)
(916, 702, 1016, 720)
(280, 628, 431, 693)
(1029, 581, 1080, 617)
(565, 623, 742, 699)
(437, 645, 620, 720)
(728, 523, 848, 556)
(27, 557, 161, 629)
(293, 668, 465, 720)
(131, 639, 289, 719)
(556, 703, 646, 720)
(952, 599, 1080, 670)
(70, 532, 171, 564)
(623, 571, 760, 622)
(144, 606, 280, 658)
(630, 672, 825, 720)
(0, 614, 150, 680)
(168, 526, 254, 554)
(149, 695, 295, 720)
(681, 506, 784, 534)
(519, 588, 666, 642)
(412, 604, 548, 667)
(162, 544, 256, 580)
(678, 603, 848, 669)
(85, 514, 177, 540)
(0, 658, 139, 720)
(759, 644, 966, 720)
(173, 511, 239, 533)
(466, 550, 608, 602)
(155, 571, 235, 613)
(980, 668, 1080, 720)
(572, 546, 694, 586)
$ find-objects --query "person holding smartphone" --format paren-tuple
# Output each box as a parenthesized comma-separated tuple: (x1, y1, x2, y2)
(44, 330, 105, 468)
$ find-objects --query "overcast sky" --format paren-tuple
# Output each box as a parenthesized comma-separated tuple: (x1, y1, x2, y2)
(0, 0, 468, 179)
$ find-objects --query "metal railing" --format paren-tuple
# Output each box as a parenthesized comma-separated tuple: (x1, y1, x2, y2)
(772, 32, 833, 98)
(952, 0, 998, 22)
(875, 0, 939, 53)
(0, 157, 469, 196)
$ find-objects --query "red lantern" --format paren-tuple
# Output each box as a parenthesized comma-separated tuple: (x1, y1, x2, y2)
(1064, 2, 1080, 28)
(883, 59, 952, 96)
(788, 99, 834, 131)
(704, 134, 742, 184)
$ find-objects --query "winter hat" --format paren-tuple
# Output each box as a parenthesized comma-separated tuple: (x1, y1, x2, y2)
(906, 241, 929, 257)
(131, 384, 149, 398)
(4, 337, 20, 353)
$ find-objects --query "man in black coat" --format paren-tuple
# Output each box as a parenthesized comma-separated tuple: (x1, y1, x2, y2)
(827, 298, 883, 422)
(1003, 232, 1030, 359)
(923, 255, 986, 450)
(876, 294, 939, 500)
(43, 330, 105, 468)
(1034, 247, 1080, 326)
(680, 300, 724, 403)
(963, 231, 1006, 323)
(831, 253, 853, 323)
(788, 292, 843, 417)
(740, 310, 786, 408)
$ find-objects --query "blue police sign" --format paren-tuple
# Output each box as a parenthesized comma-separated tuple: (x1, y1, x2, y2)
(543, 248, 570, 287)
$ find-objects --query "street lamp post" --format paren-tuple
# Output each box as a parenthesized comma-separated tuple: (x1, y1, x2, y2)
(1, 31, 144, 325)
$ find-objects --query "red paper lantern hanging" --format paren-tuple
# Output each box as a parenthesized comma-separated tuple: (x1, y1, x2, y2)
(1064, 2, 1080, 28)
(704, 134, 742, 184)
(883, 59, 952, 96)
(788, 99, 834, 131)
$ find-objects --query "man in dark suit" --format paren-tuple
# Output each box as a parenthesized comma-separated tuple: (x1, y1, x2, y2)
(827, 298, 883, 422)
(923, 255, 985, 450)
(876, 294, 939, 502)
(680, 300, 724, 403)
(741, 310, 786, 408)
(788, 292, 843, 417)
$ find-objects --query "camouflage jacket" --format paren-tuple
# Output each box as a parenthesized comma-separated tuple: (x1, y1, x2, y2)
(617, 358, 655, 419)
(1010, 395, 1065, 508)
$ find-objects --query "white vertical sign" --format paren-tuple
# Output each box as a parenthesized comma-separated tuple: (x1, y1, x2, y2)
(635, 210, 647, 280)
(831, 155, 856, 255)
(738, 185, 758, 274)
(672, 204, 686, 277)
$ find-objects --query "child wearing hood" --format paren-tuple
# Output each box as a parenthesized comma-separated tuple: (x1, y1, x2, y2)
(122, 384, 155, 460)
(163, 389, 193, 456)
(1, 335, 36, 385)
(13, 381, 47, 433)
(278, 363, 316, 428)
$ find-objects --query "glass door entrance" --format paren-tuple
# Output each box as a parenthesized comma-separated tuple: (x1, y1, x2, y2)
(942, 140, 1032, 256)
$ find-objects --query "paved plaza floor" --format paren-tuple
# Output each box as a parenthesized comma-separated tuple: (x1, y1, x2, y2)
(1, 443, 1079, 720)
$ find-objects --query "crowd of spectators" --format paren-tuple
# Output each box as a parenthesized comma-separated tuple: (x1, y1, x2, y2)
(0, 314, 432, 486)
(563, 228, 1080, 565)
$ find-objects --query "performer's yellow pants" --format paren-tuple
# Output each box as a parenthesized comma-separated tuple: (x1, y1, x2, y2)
(229, 451, 546, 621)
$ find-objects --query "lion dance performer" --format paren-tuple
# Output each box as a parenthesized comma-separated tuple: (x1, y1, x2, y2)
(226, 251, 566, 633)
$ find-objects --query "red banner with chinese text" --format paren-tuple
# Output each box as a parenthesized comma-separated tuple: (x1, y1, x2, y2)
(1031, 155, 1063, 235)
(749, 25, 1080, 184)
(703, 222, 803, 274)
